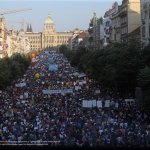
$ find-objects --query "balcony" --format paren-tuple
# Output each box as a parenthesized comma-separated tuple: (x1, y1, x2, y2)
(118, 7, 127, 17)
(141, 19, 145, 25)
(121, 22, 127, 27)
(121, 33, 128, 39)
(115, 28, 121, 33)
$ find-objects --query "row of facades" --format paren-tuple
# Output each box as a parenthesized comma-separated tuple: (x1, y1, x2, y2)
(0, 17, 31, 58)
(71, 0, 150, 50)
(0, 0, 150, 58)
(0, 15, 72, 58)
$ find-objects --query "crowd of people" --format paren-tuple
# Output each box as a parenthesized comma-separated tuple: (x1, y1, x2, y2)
(0, 49, 150, 147)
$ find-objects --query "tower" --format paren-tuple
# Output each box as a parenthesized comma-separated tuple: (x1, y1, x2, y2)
(29, 24, 32, 32)
(43, 14, 55, 34)
(26, 24, 30, 32)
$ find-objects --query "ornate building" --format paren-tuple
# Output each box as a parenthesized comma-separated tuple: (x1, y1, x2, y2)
(0, 16, 31, 58)
(0, 17, 7, 58)
(140, 0, 150, 47)
(25, 14, 72, 51)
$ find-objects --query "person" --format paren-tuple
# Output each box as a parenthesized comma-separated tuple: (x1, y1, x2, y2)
(0, 49, 149, 147)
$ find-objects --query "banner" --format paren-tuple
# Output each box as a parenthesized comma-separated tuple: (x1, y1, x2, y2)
(82, 100, 97, 108)
(20, 95, 23, 99)
(82, 80, 86, 84)
(75, 86, 79, 91)
(95, 90, 100, 94)
(104, 100, 110, 108)
(21, 100, 26, 104)
(31, 53, 36, 58)
(87, 101, 92, 108)
(92, 100, 97, 107)
(78, 86, 81, 90)
(44, 51, 49, 54)
(48, 64, 58, 71)
(24, 92, 29, 99)
(32, 58, 36, 62)
(79, 82, 83, 86)
(78, 73, 86, 78)
(15, 82, 26, 87)
(97, 101, 102, 108)
(124, 99, 135, 104)
(42, 89, 73, 95)
(48, 57, 54, 63)
(73, 72, 79, 76)
(82, 100, 88, 108)
(115, 102, 119, 108)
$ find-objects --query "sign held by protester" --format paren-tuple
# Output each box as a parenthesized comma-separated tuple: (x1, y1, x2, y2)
(42, 89, 73, 95)
(97, 101, 102, 108)
(15, 82, 26, 88)
(105, 100, 110, 108)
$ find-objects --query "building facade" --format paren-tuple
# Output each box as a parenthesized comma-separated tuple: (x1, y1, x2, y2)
(25, 15, 72, 51)
(89, 2, 119, 50)
(110, 4, 121, 43)
(25, 32, 42, 51)
(140, 0, 150, 47)
(87, 0, 140, 48)
(69, 29, 88, 50)
(0, 17, 7, 58)
(16, 29, 31, 54)
(88, 12, 98, 50)
(0, 17, 31, 58)
(69, 29, 81, 50)
(102, 17, 112, 47)
(110, 0, 141, 43)
(118, 0, 140, 43)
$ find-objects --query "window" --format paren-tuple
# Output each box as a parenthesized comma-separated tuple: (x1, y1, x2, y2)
(149, 25, 150, 36)
(142, 26, 145, 37)
(144, 10, 147, 19)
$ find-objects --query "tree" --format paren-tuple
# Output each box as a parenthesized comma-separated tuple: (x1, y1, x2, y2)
(59, 40, 150, 110)
(138, 66, 150, 89)
(88, 36, 93, 43)
(137, 66, 150, 109)
(70, 47, 88, 67)
(141, 45, 150, 67)
(59, 45, 68, 53)
(0, 52, 31, 89)
(88, 28, 93, 34)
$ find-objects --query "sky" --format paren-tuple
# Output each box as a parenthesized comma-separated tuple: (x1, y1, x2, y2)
(0, 0, 122, 32)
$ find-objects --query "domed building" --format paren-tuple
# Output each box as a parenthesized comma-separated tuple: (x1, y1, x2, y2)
(25, 14, 72, 51)
(43, 14, 55, 33)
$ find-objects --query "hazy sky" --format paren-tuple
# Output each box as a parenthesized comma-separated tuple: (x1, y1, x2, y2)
(0, 0, 122, 32)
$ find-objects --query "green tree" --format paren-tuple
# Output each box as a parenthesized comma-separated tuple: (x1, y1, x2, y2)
(138, 66, 150, 110)
(141, 45, 150, 67)
(138, 66, 150, 89)
(0, 52, 31, 89)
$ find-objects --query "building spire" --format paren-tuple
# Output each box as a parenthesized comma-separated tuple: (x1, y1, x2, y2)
(93, 10, 97, 25)
(26, 24, 29, 32)
(30, 24, 32, 32)
(93, 10, 96, 17)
